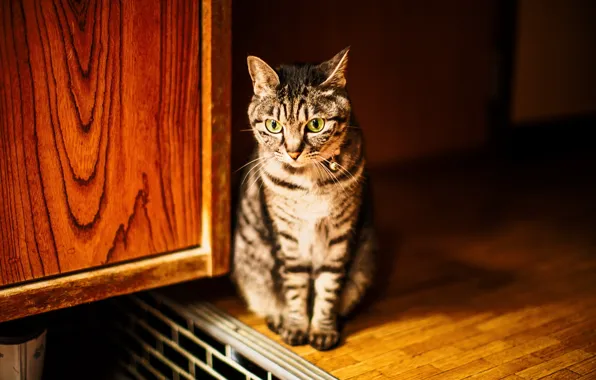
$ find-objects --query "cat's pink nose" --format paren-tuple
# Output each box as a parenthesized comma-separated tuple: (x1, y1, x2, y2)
(288, 151, 302, 160)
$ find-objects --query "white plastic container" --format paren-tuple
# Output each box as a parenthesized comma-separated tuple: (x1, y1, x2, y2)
(0, 318, 47, 380)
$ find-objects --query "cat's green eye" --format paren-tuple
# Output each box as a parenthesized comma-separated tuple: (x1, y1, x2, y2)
(306, 118, 325, 133)
(265, 119, 283, 133)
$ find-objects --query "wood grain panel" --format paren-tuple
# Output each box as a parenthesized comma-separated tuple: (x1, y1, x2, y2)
(201, 0, 231, 276)
(0, 0, 201, 286)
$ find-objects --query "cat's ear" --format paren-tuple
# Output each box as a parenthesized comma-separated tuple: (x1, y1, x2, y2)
(247, 56, 280, 97)
(320, 47, 350, 88)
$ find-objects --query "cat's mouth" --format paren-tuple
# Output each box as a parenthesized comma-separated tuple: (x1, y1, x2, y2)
(275, 152, 308, 167)
(274, 151, 335, 170)
(281, 158, 312, 168)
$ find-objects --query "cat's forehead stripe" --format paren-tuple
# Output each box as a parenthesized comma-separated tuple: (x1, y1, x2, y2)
(296, 98, 306, 121)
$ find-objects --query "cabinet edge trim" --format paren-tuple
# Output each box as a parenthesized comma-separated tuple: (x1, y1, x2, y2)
(0, 248, 210, 323)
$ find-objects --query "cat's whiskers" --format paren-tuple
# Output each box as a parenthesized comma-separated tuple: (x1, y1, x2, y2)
(241, 156, 273, 188)
(305, 154, 328, 180)
(313, 159, 331, 186)
(240, 156, 270, 183)
(235, 155, 268, 174)
(319, 156, 360, 185)
(246, 161, 269, 193)
(319, 162, 348, 197)
(317, 160, 349, 198)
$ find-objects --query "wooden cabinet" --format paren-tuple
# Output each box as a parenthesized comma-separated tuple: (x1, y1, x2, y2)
(0, 0, 230, 322)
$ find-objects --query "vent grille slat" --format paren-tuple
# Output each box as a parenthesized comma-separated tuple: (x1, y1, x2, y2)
(107, 293, 336, 380)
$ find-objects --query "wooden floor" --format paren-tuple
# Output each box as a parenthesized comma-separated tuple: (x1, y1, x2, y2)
(171, 151, 596, 379)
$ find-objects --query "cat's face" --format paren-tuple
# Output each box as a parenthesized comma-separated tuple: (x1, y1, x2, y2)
(246, 48, 351, 168)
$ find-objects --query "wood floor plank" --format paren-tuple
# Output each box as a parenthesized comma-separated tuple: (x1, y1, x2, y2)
(387, 365, 442, 380)
(346, 370, 388, 380)
(309, 353, 360, 373)
(503, 308, 596, 346)
(539, 369, 582, 379)
(424, 359, 495, 380)
(334, 363, 377, 379)
(570, 357, 596, 375)
(400, 325, 483, 356)
(467, 356, 545, 379)
(484, 337, 560, 365)
(376, 346, 462, 377)
(349, 342, 403, 362)
(433, 340, 513, 371)
(516, 350, 593, 379)
(578, 369, 596, 379)
(381, 314, 493, 351)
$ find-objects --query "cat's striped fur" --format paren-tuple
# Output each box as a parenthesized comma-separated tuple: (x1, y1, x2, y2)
(232, 48, 376, 351)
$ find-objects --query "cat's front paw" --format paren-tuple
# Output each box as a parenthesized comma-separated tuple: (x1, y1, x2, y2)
(309, 329, 340, 351)
(265, 315, 282, 334)
(280, 325, 309, 346)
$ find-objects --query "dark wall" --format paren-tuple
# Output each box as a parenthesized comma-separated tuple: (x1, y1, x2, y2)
(512, 0, 596, 123)
(231, 0, 497, 169)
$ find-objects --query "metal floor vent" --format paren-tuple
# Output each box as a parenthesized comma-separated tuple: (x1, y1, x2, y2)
(106, 292, 336, 380)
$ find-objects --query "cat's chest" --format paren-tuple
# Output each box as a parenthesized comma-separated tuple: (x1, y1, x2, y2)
(292, 193, 333, 222)
(281, 193, 337, 263)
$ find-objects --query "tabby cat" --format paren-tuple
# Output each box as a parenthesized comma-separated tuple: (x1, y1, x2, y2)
(232, 48, 376, 351)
